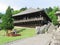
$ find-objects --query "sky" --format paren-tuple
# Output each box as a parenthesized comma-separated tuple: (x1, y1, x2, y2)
(0, 0, 60, 13)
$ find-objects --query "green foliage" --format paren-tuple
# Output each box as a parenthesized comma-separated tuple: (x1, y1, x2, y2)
(20, 7, 27, 12)
(1, 6, 14, 30)
(12, 10, 20, 15)
(0, 13, 4, 28)
(47, 7, 59, 25)
(0, 13, 4, 18)
(46, 7, 53, 14)
(12, 7, 27, 15)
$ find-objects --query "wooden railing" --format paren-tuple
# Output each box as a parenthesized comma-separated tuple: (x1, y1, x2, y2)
(14, 17, 43, 23)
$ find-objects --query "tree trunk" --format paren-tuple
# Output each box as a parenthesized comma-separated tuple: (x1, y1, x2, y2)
(6, 30, 12, 36)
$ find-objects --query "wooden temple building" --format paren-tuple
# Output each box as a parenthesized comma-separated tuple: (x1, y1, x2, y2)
(13, 8, 51, 27)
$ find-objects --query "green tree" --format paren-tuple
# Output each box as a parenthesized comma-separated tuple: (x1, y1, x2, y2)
(48, 7, 59, 25)
(20, 7, 27, 12)
(12, 7, 27, 15)
(1, 6, 14, 34)
(46, 7, 53, 14)
(0, 13, 4, 29)
(12, 10, 20, 15)
(0, 13, 4, 18)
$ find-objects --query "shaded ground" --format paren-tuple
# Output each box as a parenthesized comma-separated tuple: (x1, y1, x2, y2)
(4, 34, 52, 45)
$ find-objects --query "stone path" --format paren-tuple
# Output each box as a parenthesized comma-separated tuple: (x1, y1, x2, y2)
(4, 34, 52, 45)
(51, 27, 60, 45)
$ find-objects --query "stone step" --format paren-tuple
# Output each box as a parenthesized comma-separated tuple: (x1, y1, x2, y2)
(53, 36, 60, 40)
(51, 43, 60, 45)
(51, 39, 60, 45)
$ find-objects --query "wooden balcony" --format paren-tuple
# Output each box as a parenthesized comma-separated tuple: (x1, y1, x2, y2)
(14, 17, 43, 23)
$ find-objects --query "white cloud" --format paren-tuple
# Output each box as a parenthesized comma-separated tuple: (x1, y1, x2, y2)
(11, 6, 20, 10)
(0, 3, 8, 13)
(0, 3, 21, 13)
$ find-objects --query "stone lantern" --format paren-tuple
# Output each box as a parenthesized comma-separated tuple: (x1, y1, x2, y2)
(55, 10, 60, 26)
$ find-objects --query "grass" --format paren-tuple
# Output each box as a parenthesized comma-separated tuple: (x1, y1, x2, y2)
(0, 27, 35, 45)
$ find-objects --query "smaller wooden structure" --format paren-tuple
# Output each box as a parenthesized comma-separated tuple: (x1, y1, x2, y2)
(55, 10, 60, 26)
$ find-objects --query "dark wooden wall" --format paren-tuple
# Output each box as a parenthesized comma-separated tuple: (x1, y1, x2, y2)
(13, 10, 51, 27)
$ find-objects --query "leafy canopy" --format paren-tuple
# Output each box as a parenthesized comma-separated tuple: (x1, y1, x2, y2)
(1, 6, 14, 30)
(46, 7, 59, 25)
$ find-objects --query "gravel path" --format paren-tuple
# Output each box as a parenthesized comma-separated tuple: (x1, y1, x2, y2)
(4, 34, 52, 45)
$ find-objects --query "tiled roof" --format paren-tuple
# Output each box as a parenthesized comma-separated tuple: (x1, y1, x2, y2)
(13, 8, 42, 16)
